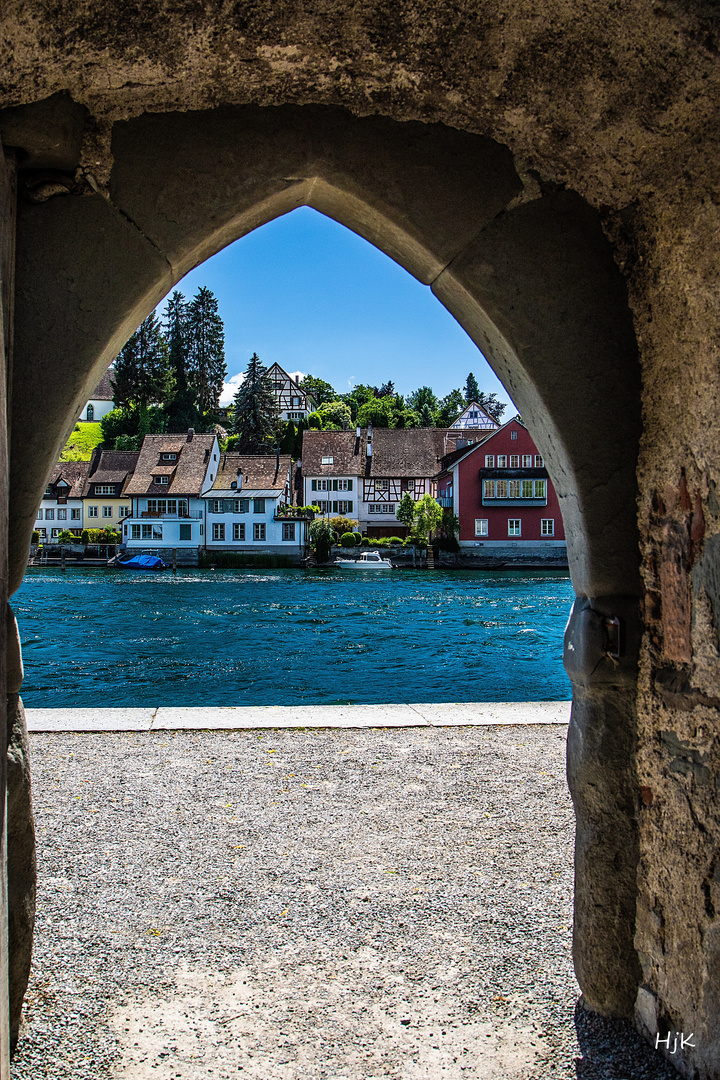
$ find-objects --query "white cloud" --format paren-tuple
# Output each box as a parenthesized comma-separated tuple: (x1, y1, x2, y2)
(219, 372, 244, 407)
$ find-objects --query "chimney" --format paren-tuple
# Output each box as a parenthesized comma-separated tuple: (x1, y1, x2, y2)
(367, 422, 372, 440)
(187, 427, 195, 441)
(342, 421, 349, 431)
(237, 469, 243, 491)
(366, 442, 372, 457)
(355, 426, 361, 439)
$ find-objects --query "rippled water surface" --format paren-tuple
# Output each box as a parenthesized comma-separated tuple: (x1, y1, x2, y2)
(14, 567, 574, 706)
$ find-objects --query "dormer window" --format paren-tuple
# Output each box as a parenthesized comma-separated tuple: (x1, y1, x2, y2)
(161, 453, 177, 461)
(321, 456, 334, 465)
(154, 476, 170, 486)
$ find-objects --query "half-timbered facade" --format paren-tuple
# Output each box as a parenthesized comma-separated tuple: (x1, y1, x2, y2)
(268, 363, 317, 422)
(436, 417, 566, 550)
(445, 400, 500, 451)
(302, 427, 448, 536)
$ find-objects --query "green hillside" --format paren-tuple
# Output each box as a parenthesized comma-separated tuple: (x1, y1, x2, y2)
(60, 423, 103, 461)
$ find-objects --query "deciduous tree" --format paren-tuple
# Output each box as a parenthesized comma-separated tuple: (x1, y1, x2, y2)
(299, 375, 336, 407)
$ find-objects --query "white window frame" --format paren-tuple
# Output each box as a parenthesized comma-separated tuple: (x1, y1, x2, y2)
(510, 430, 518, 440)
(71, 508, 81, 519)
(535, 455, 544, 467)
(541, 518, 555, 536)
(508, 480, 521, 498)
(282, 522, 296, 541)
(57, 509, 67, 520)
(253, 523, 266, 541)
(46, 509, 55, 520)
(508, 518, 521, 536)
(521, 480, 534, 498)
(510, 455, 519, 468)
(485, 455, 495, 467)
(233, 522, 245, 541)
(102, 506, 113, 518)
(213, 522, 225, 541)
(37, 509, 43, 520)
(535, 480, 547, 499)
(522, 455, 533, 467)
(483, 479, 496, 498)
(497, 455, 507, 468)
(87, 506, 97, 518)
(475, 519, 488, 536)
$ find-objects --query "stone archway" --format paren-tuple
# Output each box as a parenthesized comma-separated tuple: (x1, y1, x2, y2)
(5, 103, 643, 1041)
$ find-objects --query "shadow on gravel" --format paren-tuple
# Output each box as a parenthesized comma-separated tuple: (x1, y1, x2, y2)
(573, 1001, 682, 1079)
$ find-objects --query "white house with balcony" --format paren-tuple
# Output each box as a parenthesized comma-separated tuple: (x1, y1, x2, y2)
(202, 452, 308, 558)
(122, 430, 219, 559)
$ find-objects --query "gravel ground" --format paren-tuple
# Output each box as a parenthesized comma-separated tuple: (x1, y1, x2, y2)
(10, 727, 679, 1080)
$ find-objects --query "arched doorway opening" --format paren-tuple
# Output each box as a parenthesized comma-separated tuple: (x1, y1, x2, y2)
(7, 103, 643, 1051)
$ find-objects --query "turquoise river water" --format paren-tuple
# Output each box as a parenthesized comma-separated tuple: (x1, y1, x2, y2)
(14, 567, 574, 707)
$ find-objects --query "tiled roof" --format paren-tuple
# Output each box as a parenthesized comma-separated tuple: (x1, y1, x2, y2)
(48, 461, 90, 498)
(84, 450, 139, 493)
(210, 453, 292, 492)
(301, 428, 449, 477)
(124, 432, 217, 497)
(89, 367, 115, 401)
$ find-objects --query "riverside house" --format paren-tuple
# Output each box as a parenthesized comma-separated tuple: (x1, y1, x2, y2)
(34, 461, 89, 540)
(436, 417, 566, 555)
(302, 427, 448, 537)
(202, 452, 308, 556)
(445, 400, 500, 450)
(82, 448, 139, 532)
(122, 430, 219, 555)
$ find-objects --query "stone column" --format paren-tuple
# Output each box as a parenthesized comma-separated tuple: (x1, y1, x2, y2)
(564, 596, 643, 1015)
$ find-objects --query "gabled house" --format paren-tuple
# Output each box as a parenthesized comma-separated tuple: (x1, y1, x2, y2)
(302, 426, 449, 536)
(81, 367, 115, 423)
(436, 416, 566, 552)
(33, 461, 90, 540)
(202, 452, 308, 555)
(445, 400, 500, 451)
(122, 429, 219, 551)
(267, 363, 317, 421)
(82, 448, 139, 531)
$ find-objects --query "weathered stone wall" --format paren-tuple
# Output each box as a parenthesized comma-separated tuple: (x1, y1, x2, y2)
(1, 3, 719, 1075)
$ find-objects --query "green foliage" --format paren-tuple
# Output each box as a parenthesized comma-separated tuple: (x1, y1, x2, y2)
(299, 375, 336, 407)
(340, 532, 357, 548)
(441, 509, 460, 538)
(83, 527, 121, 543)
(419, 403, 434, 427)
(316, 399, 352, 429)
(406, 386, 438, 414)
(307, 411, 322, 429)
(31, 530, 40, 544)
(112, 310, 169, 409)
(397, 492, 416, 529)
(230, 353, 281, 451)
(386, 537, 405, 545)
(465, 372, 480, 404)
(57, 530, 78, 544)
(60, 422, 103, 461)
(100, 404, 166, 450)
(411, 493, 444, 542)
(477, 392, 507, 423)
(357, 397, 394, 428)
(309, 518, 336, 563)
(328, 515, 357, 536)
(186, 286, 227, 413)
(114, 433, 142, 451)
(435, 388, 465, 427)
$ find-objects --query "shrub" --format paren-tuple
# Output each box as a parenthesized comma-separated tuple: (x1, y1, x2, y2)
(84, 527, 121, 544)
(386, 536, 405, 545)
(31, 530, 40, 544)
(340, 532, 356, 548)
(309, 518, 337, 563)
(328, 515, 358, 536)
(57, 530, 78, 543)
(369, 537, 391, 547)
(436, 535, 461, 552)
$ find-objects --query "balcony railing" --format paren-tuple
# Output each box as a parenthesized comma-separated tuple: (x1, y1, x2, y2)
(436, 497, 453, 508)
(140, 511, 203, 519)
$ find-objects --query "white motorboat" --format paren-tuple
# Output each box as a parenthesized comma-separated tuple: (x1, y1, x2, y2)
(335, 550, 394, 570)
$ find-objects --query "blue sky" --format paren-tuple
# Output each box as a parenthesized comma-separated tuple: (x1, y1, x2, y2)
(169, 206, 512, 409)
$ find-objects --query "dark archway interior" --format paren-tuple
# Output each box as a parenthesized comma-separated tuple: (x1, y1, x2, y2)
(5, 104, 645, 1040)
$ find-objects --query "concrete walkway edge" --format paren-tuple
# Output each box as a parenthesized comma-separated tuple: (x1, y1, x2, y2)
(25, 701, 571, 732)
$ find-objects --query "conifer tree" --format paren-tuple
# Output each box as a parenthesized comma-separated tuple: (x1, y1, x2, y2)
(465, 372, 480, 404)
(111, 311, 169, 409)
(419, 403, 435, 427)
(186, 286, 227, 414)
(231, 353, 281, 452)
(163, 290, 202, 429)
